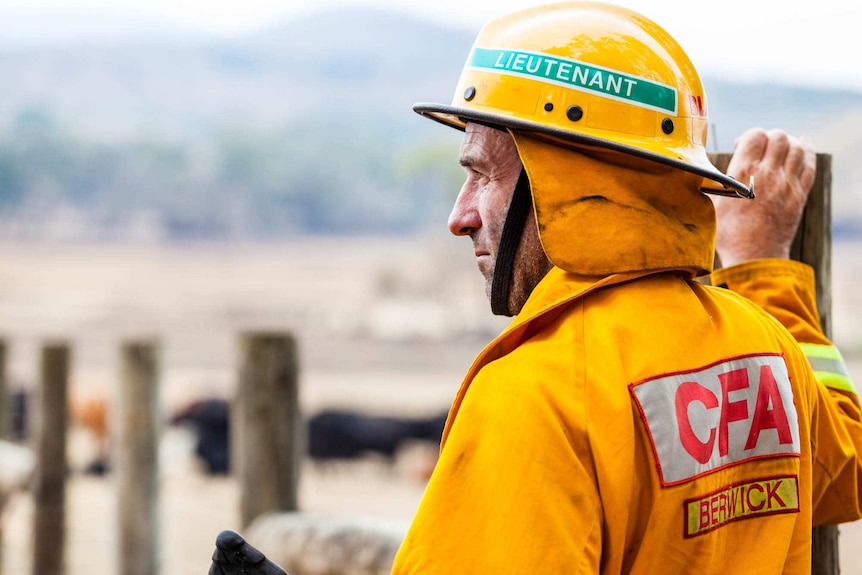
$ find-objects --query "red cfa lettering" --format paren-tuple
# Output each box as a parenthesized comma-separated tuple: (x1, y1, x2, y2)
(745, 365, 793, 449)
(675, 381, 718, 464)
(675, 365, 793, 463)
(631, 354, 800, 485)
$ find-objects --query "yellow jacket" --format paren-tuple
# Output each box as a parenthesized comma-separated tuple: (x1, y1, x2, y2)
(392, 259, 861, 574)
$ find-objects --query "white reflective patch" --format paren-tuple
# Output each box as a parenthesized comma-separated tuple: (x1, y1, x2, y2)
(630, 354, 800, 486)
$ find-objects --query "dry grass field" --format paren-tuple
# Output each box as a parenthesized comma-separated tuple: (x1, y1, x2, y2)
(0, 237, 861, 574)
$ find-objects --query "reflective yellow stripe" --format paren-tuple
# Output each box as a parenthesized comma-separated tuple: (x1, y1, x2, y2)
(799, 343, 844, 361)
(798, 343, 856, 394)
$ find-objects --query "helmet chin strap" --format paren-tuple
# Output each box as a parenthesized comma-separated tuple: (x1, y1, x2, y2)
(490, 167, 532, 316)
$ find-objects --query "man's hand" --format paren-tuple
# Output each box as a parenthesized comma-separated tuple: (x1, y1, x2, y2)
(209, 529, 288, 575)
(713, 128, 816, 268)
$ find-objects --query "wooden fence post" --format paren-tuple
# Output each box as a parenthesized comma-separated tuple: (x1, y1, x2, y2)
(116, 340, 161, 575)
(710, 152, 836, 575)
(236, 332, 301, 528)
(32, 342, 71, 575)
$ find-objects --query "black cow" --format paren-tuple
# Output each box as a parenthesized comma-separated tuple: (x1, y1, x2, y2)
(307, 408, 447, 464)
(170, 398, 231, 474)
(169, 398, 448, 475)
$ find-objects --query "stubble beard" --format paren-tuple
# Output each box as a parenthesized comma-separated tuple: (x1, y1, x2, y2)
(481, 231, 552, 317)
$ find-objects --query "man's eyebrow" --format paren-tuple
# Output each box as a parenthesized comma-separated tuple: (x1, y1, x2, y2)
(459, 154, 479, 168)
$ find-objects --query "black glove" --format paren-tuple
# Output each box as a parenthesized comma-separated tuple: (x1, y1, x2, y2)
(209, 529, 288, 575)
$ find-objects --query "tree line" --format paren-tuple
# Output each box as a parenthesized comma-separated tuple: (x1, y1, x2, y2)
(0, 107, 464, 241)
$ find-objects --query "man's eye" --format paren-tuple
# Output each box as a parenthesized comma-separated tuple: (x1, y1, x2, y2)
(464, 167, 488, 184)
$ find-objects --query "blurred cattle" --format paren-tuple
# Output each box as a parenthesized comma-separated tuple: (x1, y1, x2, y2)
(8, 388, 28, 441)
(69, 390, 110, 474)
(169, 398, 231, 474)
(6, 388, 110, 475)
(168, 398, 448, 477)
(307, 408, 446, 464)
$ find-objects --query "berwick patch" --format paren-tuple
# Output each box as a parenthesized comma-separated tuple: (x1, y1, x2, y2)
(630, 354, 800, 486)
(683, 476, 800, 537)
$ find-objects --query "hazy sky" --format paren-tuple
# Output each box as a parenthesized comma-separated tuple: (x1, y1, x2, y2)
(1, 0, 860, 91)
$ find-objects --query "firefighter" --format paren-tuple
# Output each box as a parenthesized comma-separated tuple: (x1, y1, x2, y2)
(392, 2, 861, 573)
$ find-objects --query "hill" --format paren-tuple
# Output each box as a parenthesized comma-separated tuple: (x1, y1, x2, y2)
(0, 8, 860, 240)
(0, 9, 470, 139)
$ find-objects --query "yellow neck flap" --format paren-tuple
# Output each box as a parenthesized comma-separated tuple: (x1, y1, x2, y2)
(513, 134, 716, 278)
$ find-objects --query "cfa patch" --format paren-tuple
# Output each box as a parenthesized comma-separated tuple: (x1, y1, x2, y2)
(684, 475, 800, 537)
(630, 354, 800, 486)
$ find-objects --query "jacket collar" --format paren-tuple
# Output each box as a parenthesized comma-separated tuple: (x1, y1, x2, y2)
(440, 266, 656, 446)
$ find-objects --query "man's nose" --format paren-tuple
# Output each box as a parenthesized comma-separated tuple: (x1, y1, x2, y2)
(448, 184, 480, 236)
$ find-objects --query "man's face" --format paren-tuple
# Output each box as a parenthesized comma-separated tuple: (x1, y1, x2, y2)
(449, 123, 552, 316)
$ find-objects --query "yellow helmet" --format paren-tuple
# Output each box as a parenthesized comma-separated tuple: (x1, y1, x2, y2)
(414, 1, 752, 199)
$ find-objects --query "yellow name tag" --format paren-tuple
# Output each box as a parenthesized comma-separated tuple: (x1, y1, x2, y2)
(684, 476, 800, 538)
